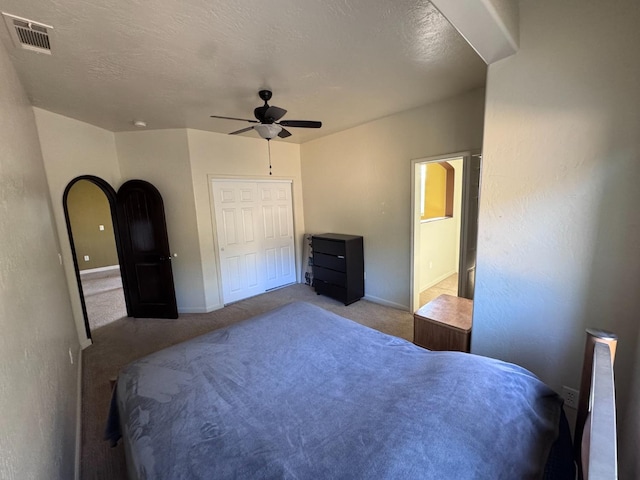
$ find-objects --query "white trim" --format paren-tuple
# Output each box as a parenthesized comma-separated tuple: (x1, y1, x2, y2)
(419, 269, 457, 293)
(177, 306, 208, 314)
(410, 151, 471, 313)
(176, 303, 223, 313)
(363, 294, 409, 311)
(209, 177, 293, 184)
(205, 303, 224, 313)
(420, 216, 453, 224)
(80, 338, 92, 350)
(79, 265, 119, 275)
(74, 348, 83, 480)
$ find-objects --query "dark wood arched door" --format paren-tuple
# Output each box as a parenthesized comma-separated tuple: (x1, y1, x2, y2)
(117, 180, 178, 318)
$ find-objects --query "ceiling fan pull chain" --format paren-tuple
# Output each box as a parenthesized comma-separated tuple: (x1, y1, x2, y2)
(268, 139, 272, 175)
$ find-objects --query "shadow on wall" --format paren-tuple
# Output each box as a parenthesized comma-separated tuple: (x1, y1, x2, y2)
(580, 146, 640, 477)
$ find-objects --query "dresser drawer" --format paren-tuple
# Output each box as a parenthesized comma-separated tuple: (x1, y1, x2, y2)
(312, 238, 345, 256)
(313, 252, 346, 272)
(314, 280, 347, 302)
(313, 266, 347, 287)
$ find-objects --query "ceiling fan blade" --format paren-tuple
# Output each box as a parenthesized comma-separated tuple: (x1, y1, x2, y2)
(229, 126, 255, 135)
(279, 120, 322, 128)
(278, 128, 292, 139)
(264, 106, 287, 122)
(210, 115, 259, 123)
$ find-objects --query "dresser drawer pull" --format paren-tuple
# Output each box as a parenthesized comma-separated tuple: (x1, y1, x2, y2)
(337, 255, 345, 259)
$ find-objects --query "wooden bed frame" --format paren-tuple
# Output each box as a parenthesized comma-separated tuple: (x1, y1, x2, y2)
(575, 328, 618, 479)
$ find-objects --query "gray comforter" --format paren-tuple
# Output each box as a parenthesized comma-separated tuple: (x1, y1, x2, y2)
(106, 301, 572, 479)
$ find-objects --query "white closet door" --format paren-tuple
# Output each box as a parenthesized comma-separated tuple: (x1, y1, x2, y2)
(212, 180, 295, 304)
(258, 182, 296, 290)
(212, 181, 264, 303)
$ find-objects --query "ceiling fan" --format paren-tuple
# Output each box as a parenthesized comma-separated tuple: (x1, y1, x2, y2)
(210, 90, 322, 140)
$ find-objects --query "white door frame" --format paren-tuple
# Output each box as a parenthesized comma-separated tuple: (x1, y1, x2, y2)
(409, 151, 472, 313)
(209, 177, 296, 305)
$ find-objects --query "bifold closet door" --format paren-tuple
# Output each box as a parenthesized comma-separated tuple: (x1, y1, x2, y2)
(211, 180, 295, 304)
(258, 183, 296, 290)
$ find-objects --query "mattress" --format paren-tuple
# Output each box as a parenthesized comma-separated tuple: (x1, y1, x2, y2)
(106, 301, 574, 479)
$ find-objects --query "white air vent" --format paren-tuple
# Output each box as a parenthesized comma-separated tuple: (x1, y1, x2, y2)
(2, 13, 53, 54)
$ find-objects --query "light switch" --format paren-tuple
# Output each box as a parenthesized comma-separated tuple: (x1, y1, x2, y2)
(99, 225, 105, 231)
(83, 255, 90, 261)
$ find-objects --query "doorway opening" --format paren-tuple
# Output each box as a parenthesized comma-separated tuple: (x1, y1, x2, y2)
(63, 176, 128, 339)
(410, 152, 481, 313)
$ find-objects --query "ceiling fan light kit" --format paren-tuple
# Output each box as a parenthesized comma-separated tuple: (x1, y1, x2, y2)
(210, 90, 322, 141)
(254, 123, 282, 140)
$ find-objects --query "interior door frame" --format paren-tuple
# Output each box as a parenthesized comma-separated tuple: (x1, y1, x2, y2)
(209, 175, 297, 306)
(409, 151, 478, 313)
(457, 153, 483, 300)
(62, 175, 131, 340)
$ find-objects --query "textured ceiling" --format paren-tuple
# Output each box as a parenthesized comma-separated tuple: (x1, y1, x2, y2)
(0, 0, 486, 143)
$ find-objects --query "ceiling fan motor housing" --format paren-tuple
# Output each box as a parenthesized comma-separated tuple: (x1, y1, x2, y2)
(254, 105, 271, 122)
(258, 90, 273, 102)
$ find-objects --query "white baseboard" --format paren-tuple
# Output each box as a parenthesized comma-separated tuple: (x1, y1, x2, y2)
(363, 294, 410, 311)
(419, 269, 457, 293)
(80, 338, 92, 350)
(177, 306, 217, 314)
(205, 303, 223, 313)
(79, 265, 120, 275)
(74, 347, 83, 480)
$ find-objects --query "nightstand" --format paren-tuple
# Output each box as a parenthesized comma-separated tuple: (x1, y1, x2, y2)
(413, 294, 473, 352)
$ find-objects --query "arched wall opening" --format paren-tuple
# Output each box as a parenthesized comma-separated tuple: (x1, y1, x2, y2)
(63, 176, 129, 339)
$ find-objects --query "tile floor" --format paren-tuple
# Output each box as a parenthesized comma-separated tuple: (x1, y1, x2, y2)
(418, 273, 459, 308)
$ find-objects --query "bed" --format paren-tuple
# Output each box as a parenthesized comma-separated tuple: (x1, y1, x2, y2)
(106, 301, 588, 479)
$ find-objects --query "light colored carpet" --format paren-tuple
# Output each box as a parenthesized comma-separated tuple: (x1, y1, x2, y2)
(81, 270, 127, 331)
(81, 284, 414, 479)
(419, 273, 459, 307)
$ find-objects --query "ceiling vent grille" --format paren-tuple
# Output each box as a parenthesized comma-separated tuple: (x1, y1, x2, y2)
(2, 13, 53, 54)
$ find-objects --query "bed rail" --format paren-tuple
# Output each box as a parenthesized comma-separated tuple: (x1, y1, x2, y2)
(575, 328, 618, 480)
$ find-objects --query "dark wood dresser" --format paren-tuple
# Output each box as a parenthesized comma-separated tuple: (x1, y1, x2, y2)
(312, 234, 364, 305)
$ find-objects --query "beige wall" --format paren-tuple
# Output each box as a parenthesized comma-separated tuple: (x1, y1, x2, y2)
(34, 108, 120, 346)
(34, 115, 304, 320)
(0, 41, 79, 479)
(186, 129, 304, 310)
(67, 180, 119, 270)
(473, 0, 640, 477)
(301, 89, 485, 309)
(115, 129, 205, 313)
(419, 158, 463, 291)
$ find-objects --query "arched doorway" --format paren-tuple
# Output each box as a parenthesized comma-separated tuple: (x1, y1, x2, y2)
(63, 176, 129, 339)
